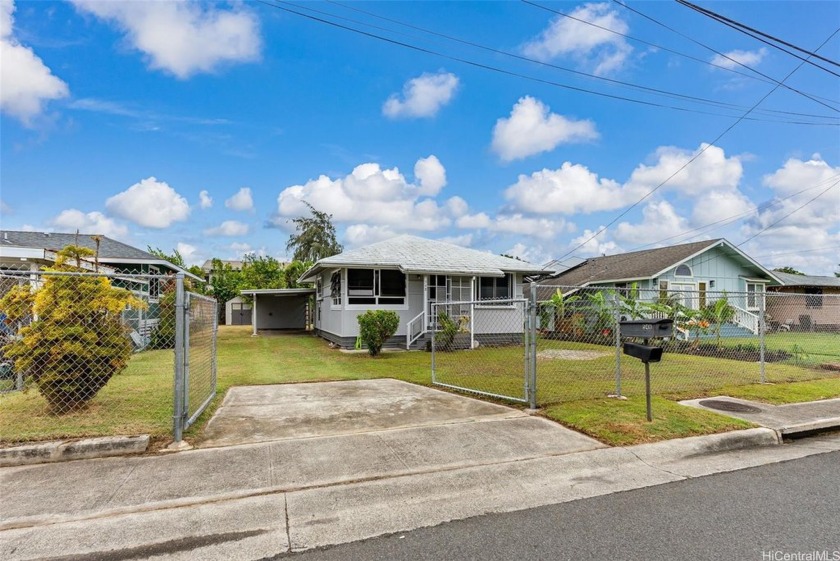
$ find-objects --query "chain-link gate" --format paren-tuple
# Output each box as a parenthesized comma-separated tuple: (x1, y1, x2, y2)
(173, 277, 218, 441)
(431, 298, 535, 405)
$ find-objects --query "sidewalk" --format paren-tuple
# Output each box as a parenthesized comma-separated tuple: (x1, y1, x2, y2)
(2, 425, 839, 560)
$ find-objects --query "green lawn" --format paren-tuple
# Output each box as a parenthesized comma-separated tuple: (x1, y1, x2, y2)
(719, 331, 840, 364)
(1, 326, 837, 447)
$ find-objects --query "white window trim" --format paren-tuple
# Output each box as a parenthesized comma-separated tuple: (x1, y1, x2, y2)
(476, 273, 515, 307)
(148, 265, 161, 303)
(745, 281, 765, 311)
(674, 264, 693, 277)
(344, 268, 409, 310)
(330, 269, 343, 310)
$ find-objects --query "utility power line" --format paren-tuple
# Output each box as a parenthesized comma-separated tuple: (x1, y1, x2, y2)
(259, 1, 837, 125)
(677, 0, 840, 71)
(611, 0, 840, 113)
(323, 0, 837, 122)
(553, 28, 838, 263)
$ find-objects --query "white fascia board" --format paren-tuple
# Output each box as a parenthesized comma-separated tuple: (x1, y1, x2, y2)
(0, 247, 46, 259)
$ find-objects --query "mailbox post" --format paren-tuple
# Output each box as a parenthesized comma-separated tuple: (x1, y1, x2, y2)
(619, 319, 673, 421)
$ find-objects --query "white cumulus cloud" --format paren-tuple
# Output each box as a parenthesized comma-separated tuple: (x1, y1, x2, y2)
(71, 0, 261, 79)
(522, 2, 632, 75)
(225, 187, 254, 212)
(0, 0, 69, 125)
(204, 220, 249, 237)
(625, 143, 743, 197)
(414, 155, 447, 196)
(711, 48, 767, 70)
(382, 71, 459, 119)
(176, 242, 201, 266)
(105, 177, 191, 229)
(762, 155, 840, 196)
(51, 209, 128, 239)
(614, 201, 689, 245)
(504, 162, 643, 215)
(198, 190, 213, 209)
(492, 96, 598, 161)
(274, 156, 456, 233)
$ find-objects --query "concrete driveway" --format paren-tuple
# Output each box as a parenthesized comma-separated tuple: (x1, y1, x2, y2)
(195, 379, 605, 480)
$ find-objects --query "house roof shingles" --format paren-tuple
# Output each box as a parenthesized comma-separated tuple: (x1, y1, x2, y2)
(773, 271, 840, 288)
(548, 239, 721, 287)
(301, 235, 546, 281)
(1, 230, 159, 261)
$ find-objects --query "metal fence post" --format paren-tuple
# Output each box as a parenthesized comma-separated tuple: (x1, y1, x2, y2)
(430, 302, 437, 384)
(211, 300, 218, 390)
(528, 284, 538, 409)
(172, 273, 186, 443)
(613, 292, 622, 397)
(759, 292, 766, 384)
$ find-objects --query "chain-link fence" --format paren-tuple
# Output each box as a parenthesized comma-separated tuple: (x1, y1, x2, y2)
(430, 284, 839, 407)
(0, 264, 217, 447)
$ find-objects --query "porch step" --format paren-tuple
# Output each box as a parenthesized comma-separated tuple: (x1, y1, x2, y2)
(408, 333, 432, 351)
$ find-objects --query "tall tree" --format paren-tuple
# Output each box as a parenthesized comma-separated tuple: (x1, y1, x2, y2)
(286, 201, 342, 263)
(283, 260, 311, 288)
(240, 254, 285, 289)
(207, 259, 242, 321)
(773, 266, 805, 275)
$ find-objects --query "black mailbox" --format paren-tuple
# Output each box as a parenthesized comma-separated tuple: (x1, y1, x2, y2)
(623, 342, 663, 363)
(619, 319, 673, 339)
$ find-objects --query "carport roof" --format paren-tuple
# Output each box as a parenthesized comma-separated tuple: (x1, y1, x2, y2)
(240, 288, 316, 296)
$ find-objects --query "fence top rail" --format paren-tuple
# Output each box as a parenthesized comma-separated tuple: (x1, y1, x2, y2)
(0, 269, 172, 279)
(431, 298, 527, 307)
(187, 291, 217, 304)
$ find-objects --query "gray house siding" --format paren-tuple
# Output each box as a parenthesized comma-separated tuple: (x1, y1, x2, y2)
(314, 270, 528, 348)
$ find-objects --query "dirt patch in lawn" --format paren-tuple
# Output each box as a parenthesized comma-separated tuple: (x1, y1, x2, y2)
(537, 349, 611, 361)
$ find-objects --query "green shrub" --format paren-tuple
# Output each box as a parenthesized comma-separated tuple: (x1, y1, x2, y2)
(0, 246, 145, 412)
(357, 310, 400, 356)
(434, 312, 458, 350)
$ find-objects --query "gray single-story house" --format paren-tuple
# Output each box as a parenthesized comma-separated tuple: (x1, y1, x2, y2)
(298, 235, 546, 349)
(767, 272, 840, 332)
(539, 238, 782, 335)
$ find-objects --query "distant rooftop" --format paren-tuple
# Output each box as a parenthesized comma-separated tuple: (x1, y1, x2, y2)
(2, 230, 159, 261)
(773, 271, 840, 288)
(201, 259, 245, 272)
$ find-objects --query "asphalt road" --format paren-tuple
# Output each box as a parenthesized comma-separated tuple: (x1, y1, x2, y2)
(273, 450, 840, 561)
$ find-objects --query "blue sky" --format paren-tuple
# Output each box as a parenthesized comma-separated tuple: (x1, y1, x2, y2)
(1, 0, 838, 274)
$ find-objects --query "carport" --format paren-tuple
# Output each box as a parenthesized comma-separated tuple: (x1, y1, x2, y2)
(240, 288, 316, 335)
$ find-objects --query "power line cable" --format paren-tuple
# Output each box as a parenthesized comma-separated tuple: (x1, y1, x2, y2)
(610, 0, 840, 113)
(551, 27, 840, 263)
(324, 0, 837, 122)
(258, 1, 837, 126)
(676, 0, 840, 69)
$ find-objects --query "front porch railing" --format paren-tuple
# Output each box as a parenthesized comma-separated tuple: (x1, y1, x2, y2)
(406, 311, 426, 349)
(731, 305, 760, 335)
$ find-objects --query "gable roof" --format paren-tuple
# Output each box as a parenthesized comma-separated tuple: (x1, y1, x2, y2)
(0, 230, 201, 280)
(547, 238, 780, 287)
(773, 271, 840, 288)
(300, 235, 546, 281)
(2, 230, 159, 261)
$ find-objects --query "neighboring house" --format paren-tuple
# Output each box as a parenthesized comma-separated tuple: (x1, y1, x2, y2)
(298, 235, 546, 349)
(0, 230, 202, 344)
(538, 239, 782, 335)
(767, 272, 840, 332)
(200, 259, 244, 284)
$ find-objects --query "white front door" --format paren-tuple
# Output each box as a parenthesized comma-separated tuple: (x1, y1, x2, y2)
(669, 283, 697, 309)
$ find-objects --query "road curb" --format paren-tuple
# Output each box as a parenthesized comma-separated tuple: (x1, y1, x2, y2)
(779, 417, 840, 437)
(0, 435, 149, 467)
(626, 428, 780, 464)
